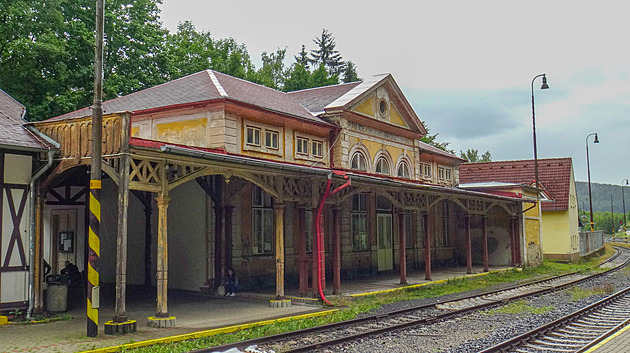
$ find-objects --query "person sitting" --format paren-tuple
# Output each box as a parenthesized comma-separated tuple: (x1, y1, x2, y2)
(225, 268, 237, 297)
(61, 261, 81, 287)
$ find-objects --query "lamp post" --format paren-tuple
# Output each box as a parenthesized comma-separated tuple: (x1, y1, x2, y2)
(531, 74, 549, 190)
(586, 132, 599, 232)
(622, 179, 628, 238)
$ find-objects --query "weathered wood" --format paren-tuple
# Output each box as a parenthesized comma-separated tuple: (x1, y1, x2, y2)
(465, 214, 472, 274)
(274, 203, 285, 299)
(482, 216, 489, 272)
(423, 211, 432, 281)
(332, 206, 341, 294)
(155, 164, 170, 317)
(398, 211, 407, 285)
(297, 206, 307, 296)
(114, 112, 131, 323)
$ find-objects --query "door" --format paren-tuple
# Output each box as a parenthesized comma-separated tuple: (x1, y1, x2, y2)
(51, 209, 78, 274)
(377, 213, 393, 271)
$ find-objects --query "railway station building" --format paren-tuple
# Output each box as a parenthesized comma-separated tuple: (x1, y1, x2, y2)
(3, 71, 541, 325)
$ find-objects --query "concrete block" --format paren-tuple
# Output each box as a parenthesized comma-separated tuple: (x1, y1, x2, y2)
(104, 320, 137, 335)
(147, 316, 176, 328)
(0, 316, 8, 325)
(269, 299, 291, 308)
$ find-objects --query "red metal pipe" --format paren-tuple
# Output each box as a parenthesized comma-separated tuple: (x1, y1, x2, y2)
(316, 172, 351, 306)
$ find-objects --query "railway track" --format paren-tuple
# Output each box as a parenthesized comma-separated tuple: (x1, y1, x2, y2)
(479, 285, 630, 352)
(194, 247, 630, 353)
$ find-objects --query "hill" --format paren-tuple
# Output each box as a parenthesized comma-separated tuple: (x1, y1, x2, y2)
(576, 181, 630, 213)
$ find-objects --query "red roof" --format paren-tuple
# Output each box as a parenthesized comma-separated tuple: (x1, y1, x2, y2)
(459, 158, 573, 211)
(0, 88, 51, 151)
(47, 70, 327, 125)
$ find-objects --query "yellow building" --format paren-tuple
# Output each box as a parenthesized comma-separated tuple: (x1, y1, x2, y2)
(460, 158, 579, 262)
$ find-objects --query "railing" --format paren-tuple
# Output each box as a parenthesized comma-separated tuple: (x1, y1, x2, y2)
(31, 114, 123, 159)
(580, 230, 605, 256)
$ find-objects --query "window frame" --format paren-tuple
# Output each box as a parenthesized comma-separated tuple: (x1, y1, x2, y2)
(351, 194, 369, 251)
(252, 186, 274, 255)
(264, 130, 279, 150)
(375, 157, 390, 175)
(423, 164, 432, 178)
(351, 152, 368, 171)
(246, 126, 261, 147)
(397, 161, 410, 178)
(311, 140, 323, 158)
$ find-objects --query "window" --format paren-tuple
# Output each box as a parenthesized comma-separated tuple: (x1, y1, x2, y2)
(404, 213, 413, 249)
(351, 152, 367, 171)
(352, 194, 368, 251)
(296, 137, 308, 155)
(375, 157, 390, 175)
(397, 162, 410, 178)
(445, 168, 451, 181)
(378, 99, 388, 118)
(264, 130, 279, 149)
(252, 186, 273, 254)
(423, 164, 432, 178)
(246, 126, 261, 146)
(312, 140, 323, 158)
(438, 167, 446, 179)
(442, 202, 450, 246)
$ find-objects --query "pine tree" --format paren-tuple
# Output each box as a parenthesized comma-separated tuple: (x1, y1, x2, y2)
(309, 29, 344, 76)
(294, 45, 309, 69)
(343, 61, 360, 83)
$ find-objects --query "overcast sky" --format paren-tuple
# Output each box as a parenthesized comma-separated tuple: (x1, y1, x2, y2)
(159, 0, 630, 185)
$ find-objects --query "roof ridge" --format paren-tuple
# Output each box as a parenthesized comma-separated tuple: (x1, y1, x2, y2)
(287, 80, 362, 93)
(462, 157, 572, 166)
(211, 69, 287, 94)
(206, 70, 227, 97)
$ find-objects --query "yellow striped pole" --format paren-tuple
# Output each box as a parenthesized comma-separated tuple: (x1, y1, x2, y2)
(87, 180, 101, 337)
(89, 0, 104, 337)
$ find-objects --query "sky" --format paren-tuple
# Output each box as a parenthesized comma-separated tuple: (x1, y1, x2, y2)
(158, 0, 630, 185)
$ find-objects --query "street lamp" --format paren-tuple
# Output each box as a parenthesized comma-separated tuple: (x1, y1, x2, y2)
(622, 179, 628, 236)
(586, 132, 599, 231)
(531, 74, 549, 191)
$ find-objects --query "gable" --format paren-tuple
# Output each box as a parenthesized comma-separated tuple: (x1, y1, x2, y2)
(349, 85, 412, 130)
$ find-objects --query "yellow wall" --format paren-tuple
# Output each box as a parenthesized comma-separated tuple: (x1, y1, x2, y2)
(542, 211, 572, 255)
(389, 105, 408, 127)
(354, 97, 374, 117)
(155, 118, 207, 146)
(522, 189, 543, 265)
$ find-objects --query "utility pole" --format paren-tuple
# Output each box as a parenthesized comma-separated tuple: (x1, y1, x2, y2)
(611, 194, 615, 238)
(88, 0, 104, 338)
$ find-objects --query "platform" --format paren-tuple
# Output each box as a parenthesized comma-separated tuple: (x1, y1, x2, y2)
(0, 265, 509, 353)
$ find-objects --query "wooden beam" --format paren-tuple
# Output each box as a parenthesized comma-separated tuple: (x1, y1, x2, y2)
(482, 216, 489, 272)
(423, 211, 432, 281)
(297, 205, 307, 296)
(465, 214, 472, 274)
(274, 203, 285, 299)
(332, 206, 341, 294)
(398, 210, 407, 285)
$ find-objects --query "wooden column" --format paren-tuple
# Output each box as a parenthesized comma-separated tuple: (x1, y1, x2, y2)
(320, 205, 327, 291)
(465, 214, 472, 274)
(143, 193, 152, 287)
(155, 194, 170, 317)
(398, 211, 407, 285)
(213, 205, 223, 289)
(311, 207, 318, 295)
(274, 203, 285, 299)
(34, 192, 44, 312)
(423, 211, 432, 280)
(514, 216, 521, 264)
(113, 112, 131, 323)
(332, 206, 341, 294)
(482, 215, 489, 272)
(224, 206, 233, 271)
(510, 216, 517, 266)
(297, 206, 307, 295)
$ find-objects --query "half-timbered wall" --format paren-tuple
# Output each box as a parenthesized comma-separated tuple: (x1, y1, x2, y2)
(0, 152, 32, 309)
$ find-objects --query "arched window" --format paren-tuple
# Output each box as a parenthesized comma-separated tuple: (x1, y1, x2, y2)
(351, 152, 367, 171)
(397, 162, 410, 178)
(375, 157, 390, 175)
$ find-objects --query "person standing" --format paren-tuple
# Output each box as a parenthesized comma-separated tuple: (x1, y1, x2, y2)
(225, 268, 237, 297)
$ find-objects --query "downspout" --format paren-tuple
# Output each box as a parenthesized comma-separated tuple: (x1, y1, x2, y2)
(316, 171, 351, 306)
(27, 148, 55, 319)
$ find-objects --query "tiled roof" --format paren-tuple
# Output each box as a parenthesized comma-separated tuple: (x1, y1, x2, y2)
(459, 157, 573, 211)
(48, 70, 327, 125)
(0, 88, 50, 150)
(419, 140, 465, 161)
(287, 81, 362, 114)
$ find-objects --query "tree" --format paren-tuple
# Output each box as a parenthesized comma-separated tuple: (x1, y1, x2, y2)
(420, 121, 455, 154)
(294, 45, 309, 69)
(165, 21, 215, 79)
(309, 29, 344, 76)
(254, 48, 287, 90)
(283, 63, 311, 92)
(343, 61, 360, 83)
(311, 63, 339, 88)
(460, 149, 492, 163)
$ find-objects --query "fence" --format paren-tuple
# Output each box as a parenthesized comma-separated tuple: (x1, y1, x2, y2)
(579, 230, 605, 256)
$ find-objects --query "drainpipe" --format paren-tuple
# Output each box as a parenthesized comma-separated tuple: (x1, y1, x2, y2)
(316, 171, 351, 306)
(26, 148, 55, 319)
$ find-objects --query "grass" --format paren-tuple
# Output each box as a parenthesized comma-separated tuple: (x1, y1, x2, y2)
(484, 299, 554, 315)
(567, 283, 615, 301)
(121, 252, 614, 353)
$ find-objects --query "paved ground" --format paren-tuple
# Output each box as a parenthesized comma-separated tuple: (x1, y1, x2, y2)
(0, 266, 511, 353)
(585, 323, 630, 353)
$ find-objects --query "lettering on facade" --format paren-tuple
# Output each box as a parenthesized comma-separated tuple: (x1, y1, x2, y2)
(347, 121, 410, 144)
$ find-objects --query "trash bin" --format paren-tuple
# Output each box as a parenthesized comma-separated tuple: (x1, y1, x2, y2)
(46, 274, 69, 312)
